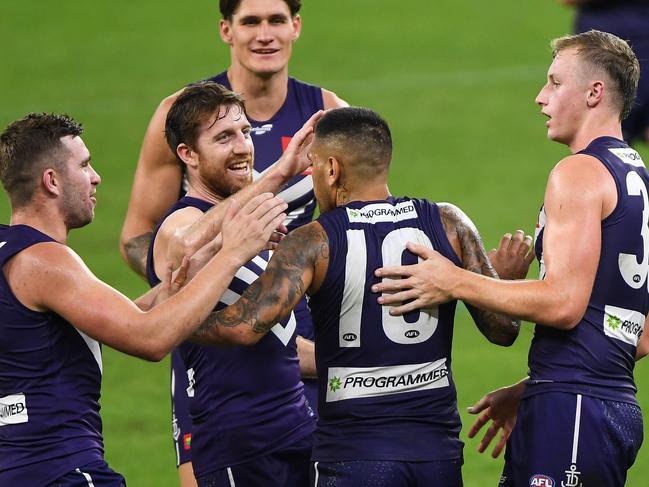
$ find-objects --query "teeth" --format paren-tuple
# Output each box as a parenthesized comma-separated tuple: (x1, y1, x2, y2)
(229, 163, 248, 171)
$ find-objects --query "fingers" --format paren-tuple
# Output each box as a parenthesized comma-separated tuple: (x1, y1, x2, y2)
(172, 256, 190, 290)
(405, 241, 436, 259)
(467, 395, 490, 415)
(371, 273, 411, 291)
(467, 409, 491, 439)
(479, 421, 501, 454)
(492, 431, 509, 458)
(290, 110, 323, 147)
(376, 289, 418, 306)
(497, 233, 513, 254)
(384, 299, 424, 316)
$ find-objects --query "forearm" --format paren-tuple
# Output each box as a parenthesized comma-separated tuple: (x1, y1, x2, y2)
(297, 336, 317, 378)
(122, 232, 152, 277)
(453, 269, 580, 329)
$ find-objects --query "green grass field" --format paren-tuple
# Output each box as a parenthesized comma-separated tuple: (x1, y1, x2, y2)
(2, 1, 649, 485)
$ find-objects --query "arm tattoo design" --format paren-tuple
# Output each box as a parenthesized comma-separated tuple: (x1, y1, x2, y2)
(438, 203, 520, 346)
(193, 223, 329, 343)
(124, 232, 153, 278)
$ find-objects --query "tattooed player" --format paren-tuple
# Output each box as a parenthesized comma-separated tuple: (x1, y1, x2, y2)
(192, 107, 523, 487)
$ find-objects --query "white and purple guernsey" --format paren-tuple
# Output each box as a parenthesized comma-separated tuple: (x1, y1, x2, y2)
(309, 197, 464, 462)
(529, 137, 649, 403)
(147, 197, 315, 478)
(0, 225, 104, 486)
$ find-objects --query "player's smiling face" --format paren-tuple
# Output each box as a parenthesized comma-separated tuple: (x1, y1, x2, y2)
(59, 135, 101, 229)
(220, 0, 301, 77)
(192, 104, 254, 200)
(535, 48, 590, 147)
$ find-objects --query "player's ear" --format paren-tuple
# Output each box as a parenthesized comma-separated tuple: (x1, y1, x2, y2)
(220, 19, 233, 45)
(42, 168, 61, 197)
(291, 14, 301, 41)
(176, 144, 198, 169)
(586, 79, 604, 108)
(329, 156, 341, 187)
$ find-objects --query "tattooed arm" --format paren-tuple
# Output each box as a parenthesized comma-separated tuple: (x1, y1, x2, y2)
(191, 221, 329, 346)
(122, 232, 153, 278)
(437, 203, 520, 345)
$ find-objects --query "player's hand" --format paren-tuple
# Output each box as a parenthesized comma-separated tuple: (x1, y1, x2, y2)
(276, 110, 324, 179)
(488, 230, 535, 280)
(372, 242, 458, 315)
(467, 381, 525, 458)
(150, 257, 190, 309)
(220, 193, 288, 264)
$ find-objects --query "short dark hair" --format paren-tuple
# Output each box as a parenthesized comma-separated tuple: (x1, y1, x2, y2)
(315, 107, 392, 172)
(552, 30, 640, 120)
(0, 113, 83, 207)
(220, 0, 301, 20)
(165, 81, 246, 160)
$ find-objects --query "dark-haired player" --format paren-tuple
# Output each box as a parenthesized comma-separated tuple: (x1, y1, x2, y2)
(0, 113, 287, 486)
(374, 30, 647, 485)
(190, 107, 523, 487)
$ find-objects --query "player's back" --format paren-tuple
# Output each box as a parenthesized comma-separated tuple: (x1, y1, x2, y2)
(0, 224, 104, 486)
(309, 197, 464, 463)
(530, 137, 649, 403)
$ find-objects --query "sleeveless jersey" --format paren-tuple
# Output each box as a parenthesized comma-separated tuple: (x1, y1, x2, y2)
(0, 225, 104, 485)
(208, 72, 324, 232)
(309, 197, 464, 462)
(529, 137, 649, 403)
(147, 197, 315, 477)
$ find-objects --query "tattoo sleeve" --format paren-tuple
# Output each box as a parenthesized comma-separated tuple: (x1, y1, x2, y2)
(191, 222, 329, 345)
(438, 203, 520, 346)
(124, 232, 153, 278)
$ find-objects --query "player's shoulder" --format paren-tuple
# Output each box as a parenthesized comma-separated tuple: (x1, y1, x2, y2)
(550, 153, 614, 189)
(321, 88, 348, 109)
(157, 205, 204, 239)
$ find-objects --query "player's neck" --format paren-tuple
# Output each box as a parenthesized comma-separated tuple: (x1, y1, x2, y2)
(227, 64, 288, 121)
(185, 183, 226, 206)
(567, 115, 624, 153)
(10, 205, 69, 243)
(337, 183, 391, 207)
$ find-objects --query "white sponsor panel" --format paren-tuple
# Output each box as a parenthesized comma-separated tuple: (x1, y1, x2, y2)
(346, 201, 417, 224)
(603, 305, 644, 346)
(326, 359, 449, 402)
(0, 393, 28, 426)
(609, 148, 646, 168)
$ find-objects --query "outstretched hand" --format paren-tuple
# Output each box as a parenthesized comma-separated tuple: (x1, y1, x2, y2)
(221, 193, 288, 264)
(488, 230, 535, 280)
(467, 381, 525, 458)
(371, 241, 458, 315)
(276, 110, 324, 178)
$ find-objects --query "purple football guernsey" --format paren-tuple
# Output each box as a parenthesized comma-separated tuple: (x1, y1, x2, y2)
(147, 197, 315, 478)
(309, 197, 464, 462)
(529, 137, 649, 403)
(208, 71, 323, 233)
(0, 225, 105, 486)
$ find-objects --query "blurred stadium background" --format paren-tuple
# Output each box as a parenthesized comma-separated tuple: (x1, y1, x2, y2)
(2, 1, 648, 485)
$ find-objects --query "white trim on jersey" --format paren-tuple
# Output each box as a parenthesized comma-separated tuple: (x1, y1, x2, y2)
(313, 461, 320, 487)
(571, 394, 583, 464)
(74, 328, 103, 375)
(227, 466, 236, 486)
(75, 467, 95, 487)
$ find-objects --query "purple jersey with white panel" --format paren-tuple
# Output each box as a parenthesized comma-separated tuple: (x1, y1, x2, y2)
(209, 71, 324, 232)
(529, 137, 649, 402)
(0, 224, 105, 486)
(309, 197, 464, 462)
(147, 197, 315, 478)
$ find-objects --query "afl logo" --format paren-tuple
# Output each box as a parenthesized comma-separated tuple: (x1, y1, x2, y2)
(529, 474, 554, 487)
(634, 274, 641, 283)
(342, 333, 357, 342)
(405, 330, 420, 338)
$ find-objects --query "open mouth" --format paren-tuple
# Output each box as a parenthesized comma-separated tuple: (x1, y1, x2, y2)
(251, 48, 279, 55)
(228, 161, 251, 176)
